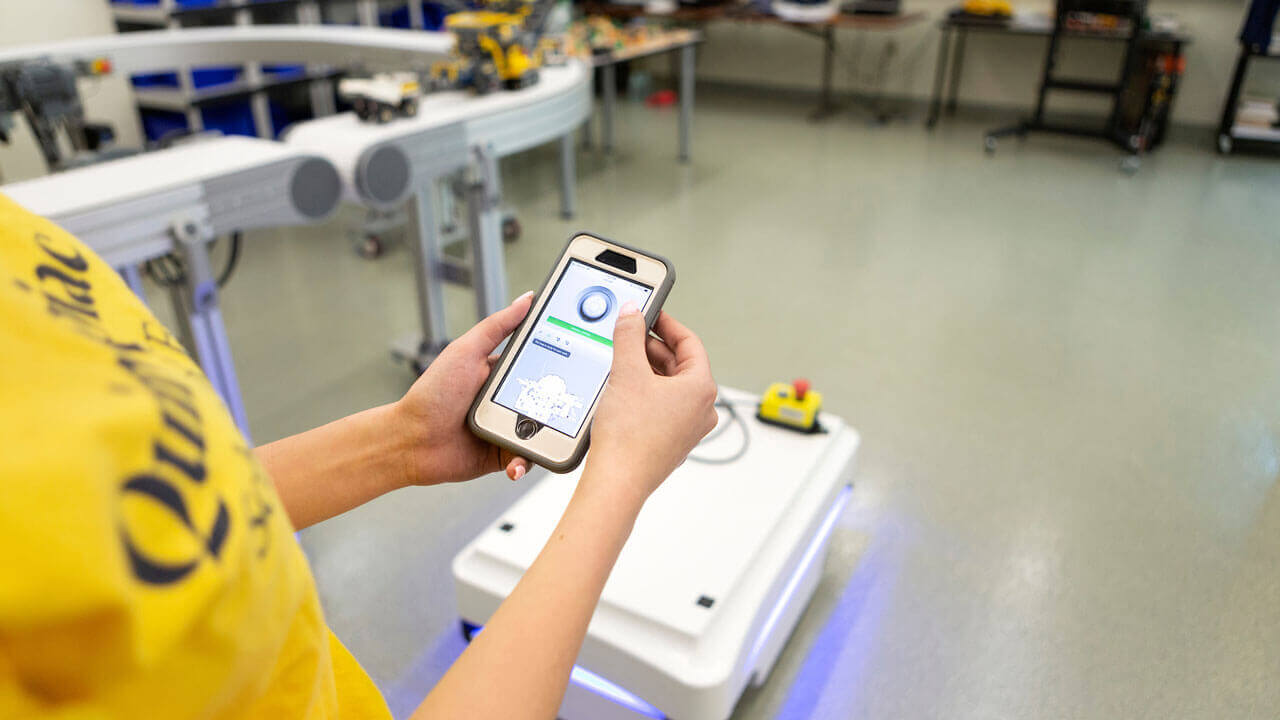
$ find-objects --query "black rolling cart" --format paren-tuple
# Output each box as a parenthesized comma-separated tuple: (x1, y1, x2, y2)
(1216, 0, 1280, 155)
(983, 0, 1183, 172)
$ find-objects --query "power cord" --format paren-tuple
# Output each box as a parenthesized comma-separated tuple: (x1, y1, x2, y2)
(687, 398, 753, 465)
(216, 232, 242, 287)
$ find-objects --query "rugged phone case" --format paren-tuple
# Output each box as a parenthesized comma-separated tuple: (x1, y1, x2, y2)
(467, 232, 676, 473)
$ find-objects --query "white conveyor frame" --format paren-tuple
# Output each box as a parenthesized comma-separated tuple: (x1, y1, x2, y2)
(285, 59, 592, 365)
(3, 25, 590, 370)
(0, 25, 452, 74)
(1, 136, 343, 440)
(0, 24, 579, 432)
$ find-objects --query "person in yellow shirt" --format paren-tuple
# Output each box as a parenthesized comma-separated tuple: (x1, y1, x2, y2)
(0, 192, 718, 720)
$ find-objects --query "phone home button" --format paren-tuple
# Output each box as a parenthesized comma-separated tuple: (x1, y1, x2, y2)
(515, 418, 539, 439)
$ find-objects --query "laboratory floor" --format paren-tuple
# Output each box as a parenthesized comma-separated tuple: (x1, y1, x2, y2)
(202, 88, 1280, 719)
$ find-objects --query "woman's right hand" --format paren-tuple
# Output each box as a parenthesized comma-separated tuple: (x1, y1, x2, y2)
(584, 304, 719, 507)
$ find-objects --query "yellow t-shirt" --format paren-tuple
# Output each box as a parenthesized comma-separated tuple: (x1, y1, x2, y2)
(0, 194, 392, 720)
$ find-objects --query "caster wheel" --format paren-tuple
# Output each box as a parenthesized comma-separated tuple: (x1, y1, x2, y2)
(502, 216, 521, 243)
(402, 99, 418, 117)
(358, 235, 383, 259)
(1217, 134, 1233, 155)
(1121, 156, 1141, 174)
(983, 135, 998, 154)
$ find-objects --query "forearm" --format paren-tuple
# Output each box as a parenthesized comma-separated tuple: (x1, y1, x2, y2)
(254, 402, 414, 530)
(413, 465, 645, 720)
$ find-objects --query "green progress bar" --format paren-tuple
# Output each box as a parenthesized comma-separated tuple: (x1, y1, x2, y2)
(547, 316, 613, 347)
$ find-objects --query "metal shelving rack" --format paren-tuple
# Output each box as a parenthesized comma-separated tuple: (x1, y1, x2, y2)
(983, 0, 1160, 171)
(110, 0, 428, 139)
(1216, 37, 1280, 155)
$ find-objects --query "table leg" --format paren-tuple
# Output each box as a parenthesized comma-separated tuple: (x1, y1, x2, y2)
(170, 219, 251, 441)
(602, 62, 617, 155)
(679, 44, 694, 163)
(356, 0, 378, 26)
(407, 185, 451, 361)
(945, 27, 967, 116)
(1216, 47, 1249, 149)
(559, 132, 577, 219)
(926, 26, 952, 129)
(810, 25, 839, 121)
(581, 67, 595, 149)
(467, 145, 508, 319)
(870, 37, 897, 124)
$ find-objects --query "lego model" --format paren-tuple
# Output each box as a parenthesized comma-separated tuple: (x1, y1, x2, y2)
(429, 0, 555, 94)
(339, 72, 422, 123)
(960, 0, 1014, 18)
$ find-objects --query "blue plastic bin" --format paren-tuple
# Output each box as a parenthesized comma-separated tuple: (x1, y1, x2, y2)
(139, 109, 189, 142)
(201, 101, 257, 137)
(379, 2, 447, 30)
(132, 66, 241, 90)
(262, 64, 306, 79)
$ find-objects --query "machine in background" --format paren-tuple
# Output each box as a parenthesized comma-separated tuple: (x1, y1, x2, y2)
(0, 58, 134, 174)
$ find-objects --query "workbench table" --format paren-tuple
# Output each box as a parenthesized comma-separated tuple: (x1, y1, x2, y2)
(582, 3, 925, 122)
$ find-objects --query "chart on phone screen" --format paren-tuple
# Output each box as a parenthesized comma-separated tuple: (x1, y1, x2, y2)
(494, 260, 652, 437)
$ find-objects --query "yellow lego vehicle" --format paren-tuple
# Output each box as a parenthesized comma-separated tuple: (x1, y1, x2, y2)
(961, 0, 1014, 17)
(757, 379, 824, 433)
(430, 0, 555, 94)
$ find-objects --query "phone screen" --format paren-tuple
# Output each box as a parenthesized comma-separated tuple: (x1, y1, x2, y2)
(492, 259, 653, 438)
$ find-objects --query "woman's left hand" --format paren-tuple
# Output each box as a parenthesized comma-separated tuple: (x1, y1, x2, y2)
(394, 291, 534, 485)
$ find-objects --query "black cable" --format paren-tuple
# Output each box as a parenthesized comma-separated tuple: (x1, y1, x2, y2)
(687, 399, 752, 465)
(216, 233, 242, 287)
(141, 233, 242, 289)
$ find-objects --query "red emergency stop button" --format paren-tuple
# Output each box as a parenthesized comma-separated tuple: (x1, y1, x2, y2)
(793, 378, 810, 401)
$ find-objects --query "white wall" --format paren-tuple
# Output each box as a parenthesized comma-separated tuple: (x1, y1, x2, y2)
(664, 0, 1280, 127)
(0, 0, 142, 183)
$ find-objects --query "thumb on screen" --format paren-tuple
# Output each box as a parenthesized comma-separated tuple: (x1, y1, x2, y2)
(611, 301, 647, 377)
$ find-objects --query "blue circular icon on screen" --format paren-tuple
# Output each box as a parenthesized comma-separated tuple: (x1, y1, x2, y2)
(576, 286, 616, 323)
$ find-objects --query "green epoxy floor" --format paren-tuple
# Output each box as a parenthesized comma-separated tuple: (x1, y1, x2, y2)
(198, 91, 1279, 719)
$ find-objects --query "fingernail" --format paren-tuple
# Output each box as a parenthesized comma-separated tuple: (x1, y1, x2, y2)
(620, 301, 639, 315)
(513, 465, 526, 481)
(512, 291, 533, 306)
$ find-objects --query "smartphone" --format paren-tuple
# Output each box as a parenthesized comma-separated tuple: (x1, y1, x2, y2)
(468, 233, 675, 473)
